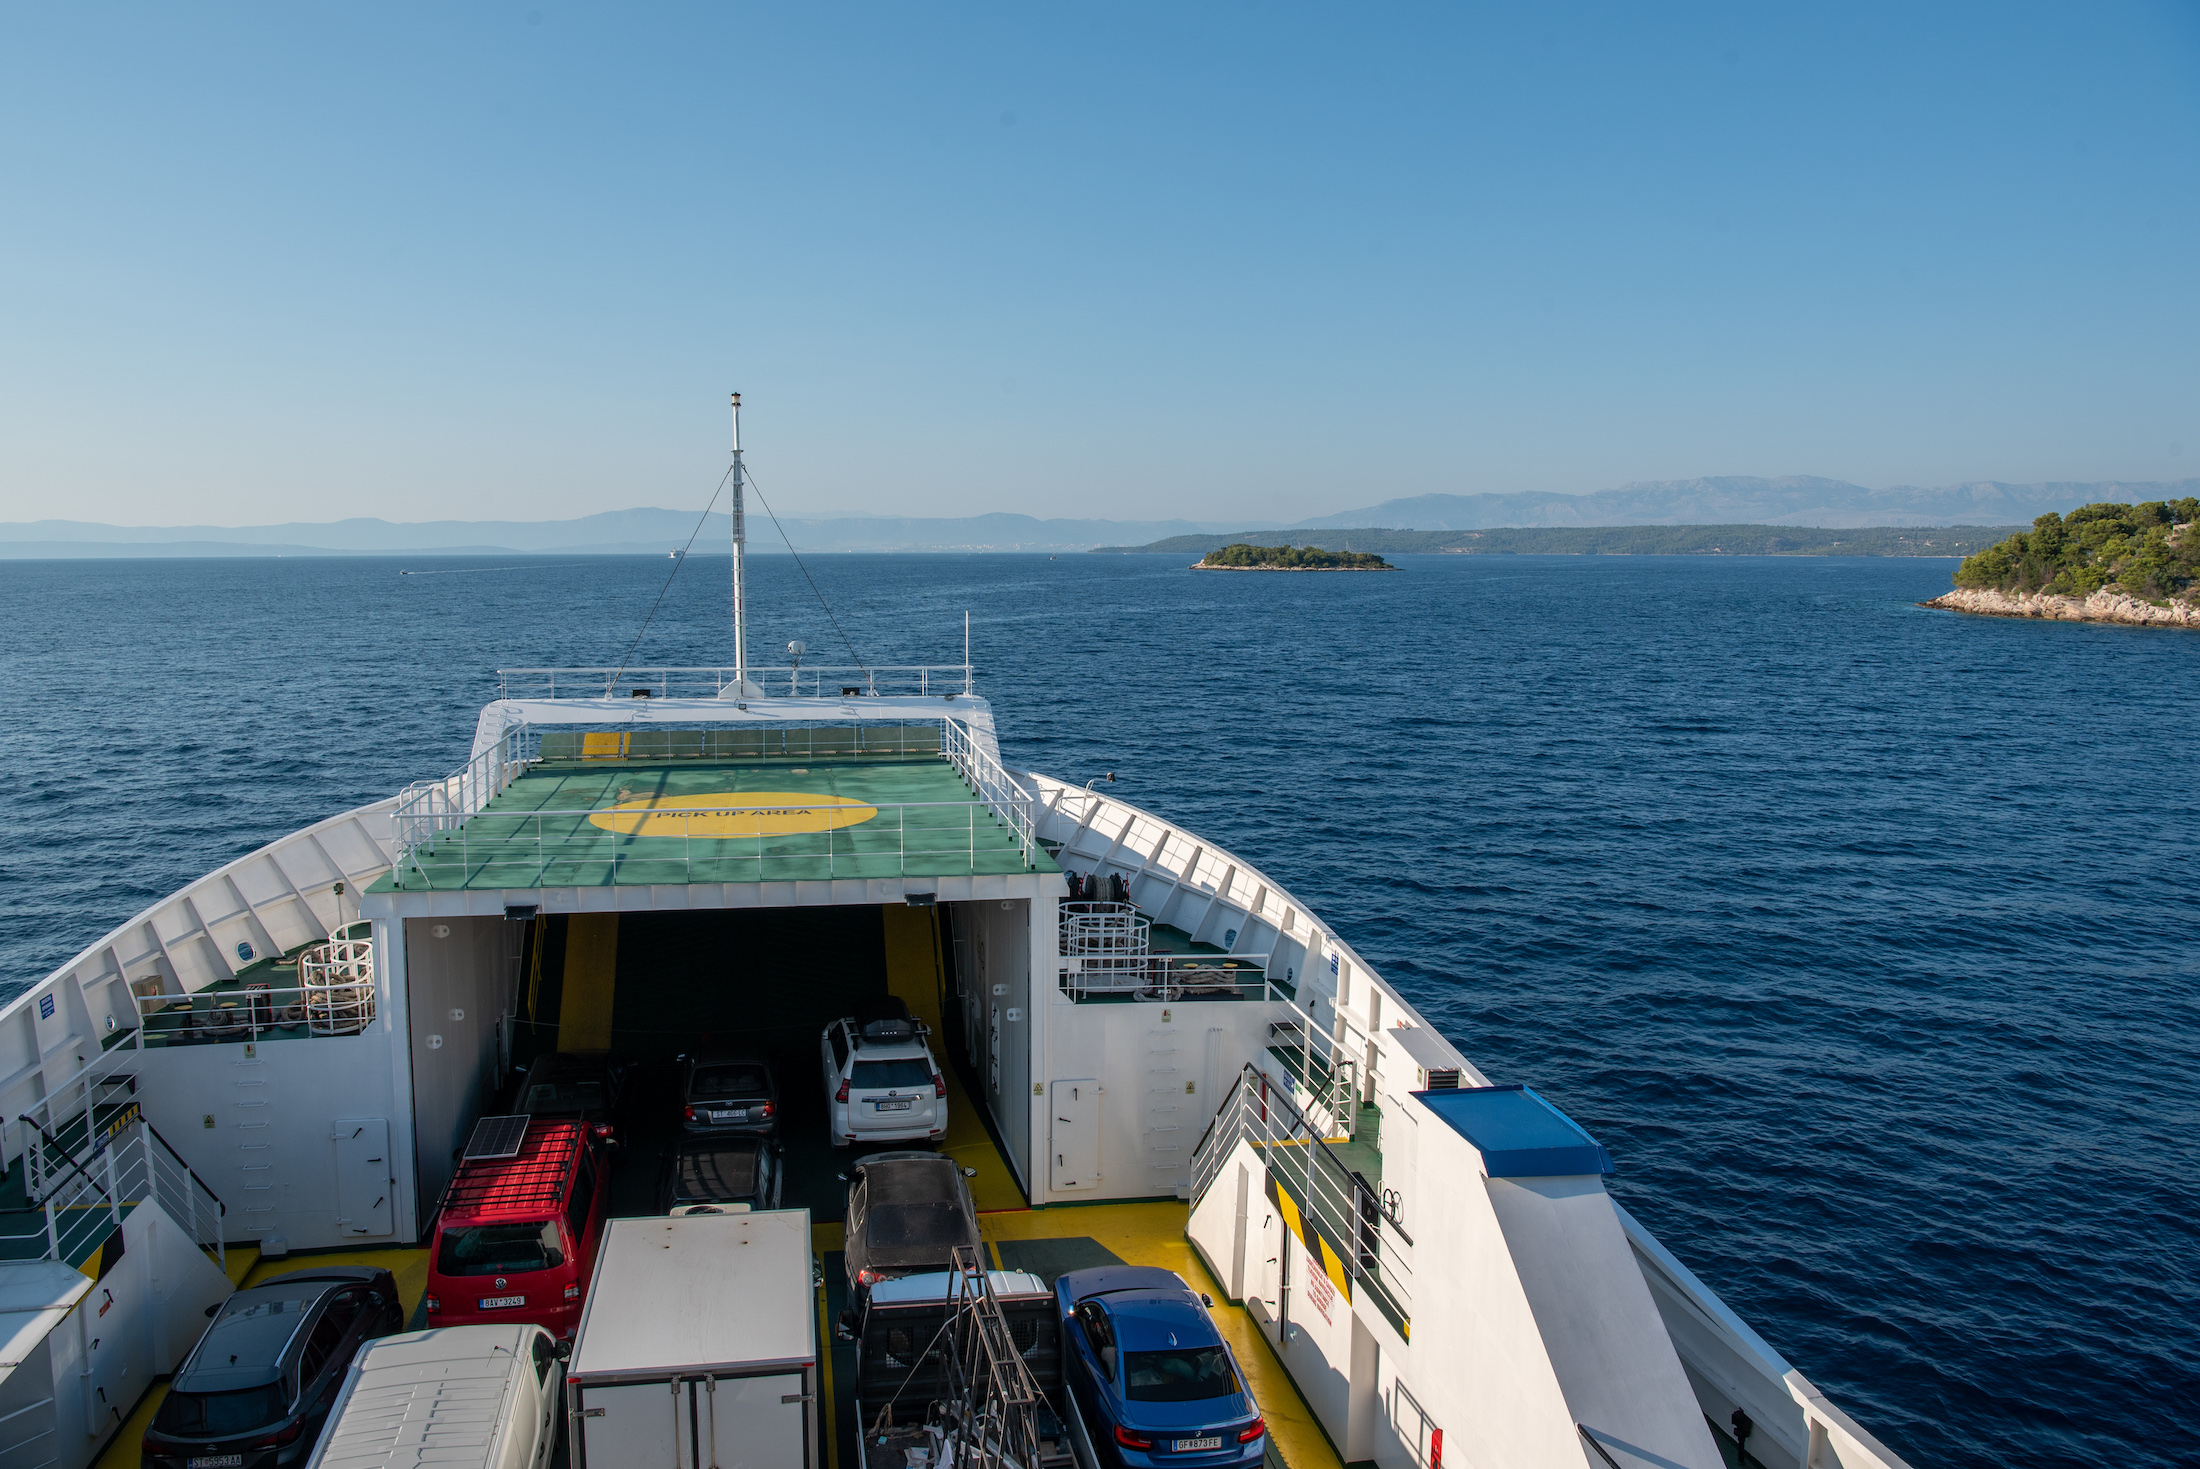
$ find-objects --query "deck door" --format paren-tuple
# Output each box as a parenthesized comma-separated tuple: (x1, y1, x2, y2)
(332, 1118, 393, 1237)
(1050, 1079, 1100, 1191)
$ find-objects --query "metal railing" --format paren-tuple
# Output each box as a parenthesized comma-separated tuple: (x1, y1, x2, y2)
(393, 712, 1033, 877)
(394, 798, 1041, 890)
(1058, 952, 1274, 1001)
(1189, 1064, 1412, 1336)
(4, 1109, 225, 1272)
(393, 726, 536, 865)
(496, 665, 976, 699)
(1060, 901, 1151, 957)
(942, 717, 1037, 868)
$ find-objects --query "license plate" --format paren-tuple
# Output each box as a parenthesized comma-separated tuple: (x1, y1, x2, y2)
(710, 1109, 744, 1121)
(189, 1457, 244, 1468)
(1174, 1438, 1223, 1452)
(478, 1295, 526, 1309)
(875, 1099, 912, 1112)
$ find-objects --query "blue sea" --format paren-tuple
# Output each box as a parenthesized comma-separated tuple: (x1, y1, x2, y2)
(3, 552, 2195, 1468)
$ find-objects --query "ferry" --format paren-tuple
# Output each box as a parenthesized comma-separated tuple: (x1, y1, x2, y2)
(0, 400, 1913, 1469)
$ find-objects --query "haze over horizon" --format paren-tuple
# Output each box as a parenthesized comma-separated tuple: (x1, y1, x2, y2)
(3, 4, 2195, 527)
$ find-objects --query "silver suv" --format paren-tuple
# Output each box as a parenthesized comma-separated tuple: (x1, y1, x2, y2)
(821, 996, 948, 1148)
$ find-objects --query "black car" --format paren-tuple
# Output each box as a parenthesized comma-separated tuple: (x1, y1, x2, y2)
(678, 1050, 779, 1137)
(657, 1136, 784, 1214)
(141, 1267, 404, 1469)
(515, 1050, 624, 1126)
(843, 1151, 980, 1296)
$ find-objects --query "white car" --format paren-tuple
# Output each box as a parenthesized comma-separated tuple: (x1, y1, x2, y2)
(822, 996, 948, 1148)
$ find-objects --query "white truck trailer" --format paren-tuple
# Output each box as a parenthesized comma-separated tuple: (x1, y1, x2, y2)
(566, 1210, 819, 1469)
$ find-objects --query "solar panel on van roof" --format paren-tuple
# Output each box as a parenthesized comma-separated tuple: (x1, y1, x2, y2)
(463, 1115, 530, 1160)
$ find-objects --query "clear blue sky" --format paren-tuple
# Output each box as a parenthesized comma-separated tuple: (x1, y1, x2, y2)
(2, 3, 2195, 527)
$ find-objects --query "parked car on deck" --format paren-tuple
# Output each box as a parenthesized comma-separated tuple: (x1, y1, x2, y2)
(305, 1323, 567, 1469)
(1056, 1267, 1264, 1469)
(141, 1267, 404, 1469)
(842, 1151, 980, 1300)
(426, 1118, 611, 1340)
(657, 1135, 783, 1214)
(677, 1050, 778, 1137)
(822, 996, 947, 1148)
(514, 1050, 625, 1128)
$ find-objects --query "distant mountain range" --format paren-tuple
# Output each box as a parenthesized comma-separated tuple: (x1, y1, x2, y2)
(3, 478, 2191, 556)
(1295, 477, 2200, 531)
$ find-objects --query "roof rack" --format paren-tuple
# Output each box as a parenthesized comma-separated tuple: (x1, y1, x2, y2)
(440, 1119, 586, 1215)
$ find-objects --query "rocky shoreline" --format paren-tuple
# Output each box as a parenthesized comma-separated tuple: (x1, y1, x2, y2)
(1190, 563, 1396, 571)
(1921, 586, 2200, 627)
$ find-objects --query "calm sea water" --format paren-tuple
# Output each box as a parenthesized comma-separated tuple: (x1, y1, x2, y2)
(3, 552, 2195, 1467)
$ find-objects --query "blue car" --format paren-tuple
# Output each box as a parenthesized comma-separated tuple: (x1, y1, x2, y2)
(1057, 1266, 1265, 1469)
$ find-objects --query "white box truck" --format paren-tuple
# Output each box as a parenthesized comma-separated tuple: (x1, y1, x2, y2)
(567, 1210, 819, 1469)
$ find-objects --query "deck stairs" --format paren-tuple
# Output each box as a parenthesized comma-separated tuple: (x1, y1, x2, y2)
(0, 1063, 235, 1469)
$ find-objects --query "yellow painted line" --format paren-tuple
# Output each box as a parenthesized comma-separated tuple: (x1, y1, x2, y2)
(977, 1203, 1340, 1469)
(882, 906, 1026, 1211)
(94, 1379, 167, 1469)
(815, 1240, 840, 1469)
(558, 914, 619, 1050)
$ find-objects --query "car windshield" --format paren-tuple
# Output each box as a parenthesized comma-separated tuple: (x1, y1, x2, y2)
(851, 1058, 932, 1089)
(153, 1383, 289, 1436)
(693, 1064, 768, 1096)
(1123, 1346, 1239, 1402)
(523, 1078, 605, 1114)
(438, 1220, 564, 1276)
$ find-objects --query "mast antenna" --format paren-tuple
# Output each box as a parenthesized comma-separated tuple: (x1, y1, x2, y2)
(730, 392, 748, 693)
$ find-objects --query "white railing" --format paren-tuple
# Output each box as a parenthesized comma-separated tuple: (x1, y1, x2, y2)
(1060, 901, 1151, 957)
(942, 717, 1037, 867)
(6, 1109, 225, 1272)
(393, 726, 536, 867)
(392, 799, 1042, 890)
(1058, 952, 1275, 1001)
(496, 665, 975, 699)
(297, 922, 376, 1034)
(1188, 1064, 1412, 1336)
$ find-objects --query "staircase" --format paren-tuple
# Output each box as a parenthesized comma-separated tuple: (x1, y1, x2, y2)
(0, 1059, 236, 1469)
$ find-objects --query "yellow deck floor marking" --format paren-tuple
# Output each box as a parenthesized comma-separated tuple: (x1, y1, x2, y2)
(558, 914, 619, 1049)
(93, 1245, 430, 1469)
(881, 906, 1026, 1211)
(979, 1205, 1341, 1469)
(588, 791, 878, 838)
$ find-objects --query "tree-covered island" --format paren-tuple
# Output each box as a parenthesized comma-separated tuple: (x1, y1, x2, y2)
(1194, 543, 1394, 571)
(1926, 499, 2200, 626)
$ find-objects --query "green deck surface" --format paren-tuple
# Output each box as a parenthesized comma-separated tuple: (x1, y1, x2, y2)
(372, 756, 1053, 892)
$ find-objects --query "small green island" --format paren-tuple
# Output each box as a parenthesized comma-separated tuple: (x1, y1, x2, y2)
(1194, 543, 1394, 571)
(1924, 499, 2199, 626)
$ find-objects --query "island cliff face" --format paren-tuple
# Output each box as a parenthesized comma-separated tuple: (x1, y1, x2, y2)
(1922, 586, 2200, 627)
(1926, 501, 2196, 628)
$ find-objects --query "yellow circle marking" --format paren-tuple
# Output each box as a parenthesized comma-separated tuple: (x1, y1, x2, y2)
(586, 791, 879, 838)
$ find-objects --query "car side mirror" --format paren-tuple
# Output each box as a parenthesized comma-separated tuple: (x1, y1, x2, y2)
(836, 1173, 848, 1182)
(962, 1167, 978, 1178)
(553, 1339, 573, 1361)
(1200, 1293, 1214, 1307)
(205, 1303, 221, 1317)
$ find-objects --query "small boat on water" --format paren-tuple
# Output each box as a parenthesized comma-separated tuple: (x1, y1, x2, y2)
(0, 397, 1913, 1469)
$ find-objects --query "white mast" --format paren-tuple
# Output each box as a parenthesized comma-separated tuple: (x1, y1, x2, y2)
(730, 392, 748, 694)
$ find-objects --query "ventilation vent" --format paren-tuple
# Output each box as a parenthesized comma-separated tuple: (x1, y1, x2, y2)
(463, 1115, 530, 1160)
(1422, 1068, 1462, 1091)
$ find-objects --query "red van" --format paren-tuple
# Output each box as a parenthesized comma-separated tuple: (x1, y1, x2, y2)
(424, 1117, 610, 1339)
